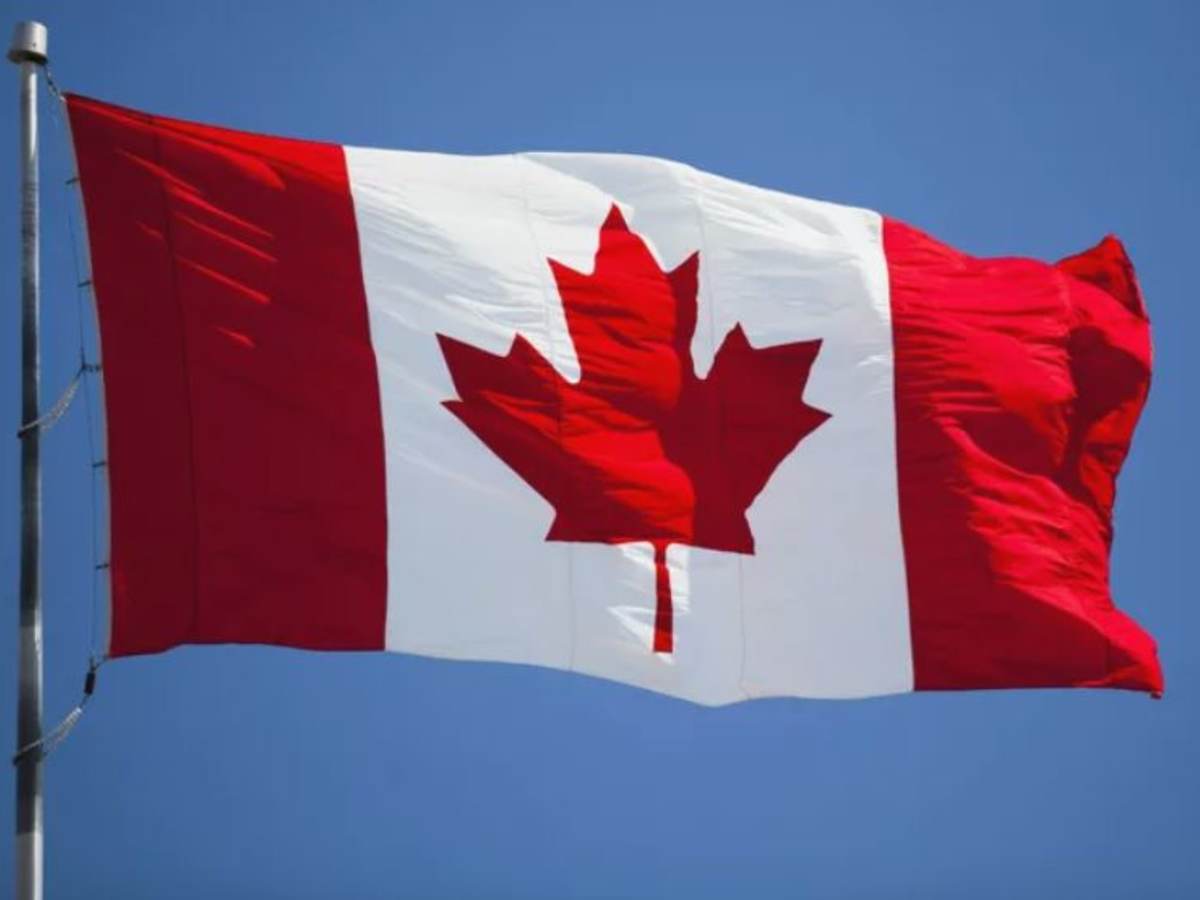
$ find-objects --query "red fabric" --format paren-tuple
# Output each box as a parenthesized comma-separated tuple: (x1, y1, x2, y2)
(68, 92, 1161, 691)
(886, 219, 1162, 693)
(68, 95, 388, 656)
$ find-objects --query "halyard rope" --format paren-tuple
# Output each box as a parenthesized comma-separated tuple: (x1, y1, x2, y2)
(14, 361, 96, 438)
(46, 66, 108, 666)
(10, 67, 107, 767)
(12, 663, 99, 765)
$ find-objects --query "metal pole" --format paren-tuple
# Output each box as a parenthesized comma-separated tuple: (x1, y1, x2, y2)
(8, 20, 47, 900)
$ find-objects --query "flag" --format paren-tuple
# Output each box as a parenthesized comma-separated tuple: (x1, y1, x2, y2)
(66, 94, 1161, 703)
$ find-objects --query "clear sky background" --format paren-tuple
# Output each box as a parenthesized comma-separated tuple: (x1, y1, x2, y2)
(0, 2, 1196, 897)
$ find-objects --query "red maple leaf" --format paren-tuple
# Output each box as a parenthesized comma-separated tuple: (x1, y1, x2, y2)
(437, 206, 829, 652)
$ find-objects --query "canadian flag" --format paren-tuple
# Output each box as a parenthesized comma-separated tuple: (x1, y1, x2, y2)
(68, 95, 1161, 704)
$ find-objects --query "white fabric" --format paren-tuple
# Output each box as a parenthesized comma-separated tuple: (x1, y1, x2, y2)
(346, 148, 911, 703)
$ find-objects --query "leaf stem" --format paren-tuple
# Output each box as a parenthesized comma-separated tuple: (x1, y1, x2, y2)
(652, 541, 673, 653)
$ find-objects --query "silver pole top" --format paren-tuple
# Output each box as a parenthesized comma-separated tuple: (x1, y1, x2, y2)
(7, 21, 47, 65)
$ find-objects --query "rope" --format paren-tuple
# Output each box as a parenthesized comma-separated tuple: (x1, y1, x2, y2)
(15, 363, 93, 438)
(45, 69, 109, 664)
(12, 662, 99, 766)
(43, 63, 63, 102)
(10, 65, 111, 766)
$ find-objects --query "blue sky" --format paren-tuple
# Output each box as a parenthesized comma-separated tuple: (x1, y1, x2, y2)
(1, 1, 1196, 897)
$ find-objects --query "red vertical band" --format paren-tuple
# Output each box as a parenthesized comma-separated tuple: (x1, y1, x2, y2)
(68, 95, 387, 656)
(886, 219, 1162, 693)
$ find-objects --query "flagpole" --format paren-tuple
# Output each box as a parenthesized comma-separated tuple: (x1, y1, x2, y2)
(9, 20, 47, 900)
